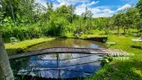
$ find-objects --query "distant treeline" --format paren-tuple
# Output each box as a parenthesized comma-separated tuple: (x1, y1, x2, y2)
(0, 0, 142, 42)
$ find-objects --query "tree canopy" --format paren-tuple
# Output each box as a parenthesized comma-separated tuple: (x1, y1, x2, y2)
(0, 0, 142, 42)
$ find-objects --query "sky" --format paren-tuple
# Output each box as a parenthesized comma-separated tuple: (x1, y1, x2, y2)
(35, 0, 139, 18)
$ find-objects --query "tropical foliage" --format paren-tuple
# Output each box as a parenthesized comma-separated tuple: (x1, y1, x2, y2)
(0, 0, 142, 42)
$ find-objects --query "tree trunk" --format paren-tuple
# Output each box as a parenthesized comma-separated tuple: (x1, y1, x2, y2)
(9, 3, 16, 27)
(123, 28, 126, 35)
(0, 35, 14, 80)
(117, 26, 120, 35)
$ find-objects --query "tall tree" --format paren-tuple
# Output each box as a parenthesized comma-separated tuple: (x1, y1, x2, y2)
(136, 0, 142, 17)
(18, 0, 35, 23)
(136, 0, 142, 9)
(113, 13, 123, 35)
(81, 7, 93, 30)
(0, 0, 20, 18)
(0, 35, 14, 80)
(45, 2, 54, 20)
(68, 5, 76, 23)
(125, 7, 140, 32)
(0, 0, 20, 26)
(102, 18, 112, 34)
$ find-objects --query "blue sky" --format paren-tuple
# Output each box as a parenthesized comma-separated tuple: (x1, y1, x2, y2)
(35, 0, 139, 17)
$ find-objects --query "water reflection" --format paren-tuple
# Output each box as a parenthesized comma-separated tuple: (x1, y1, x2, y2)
(10, 53, 103, 79)
(10, 39, 105, 79)
(28, 39, 106, 51)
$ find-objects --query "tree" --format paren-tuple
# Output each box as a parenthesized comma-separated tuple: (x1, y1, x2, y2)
(0, 35, 14, 80)
(18, 0, 35, 24)
(68, 5, 76, 23)
(0, 0, 21, 26)
(0, 0, 20, 18)
(137, 0, 142, 8)
(113, 13, 123, 35)
(46, 2, 54, 20)
(113, 7, 140, 35)
(34, 3, 47, 24)
(136, 0, 142, 17)
(125, 7, 140, 33)
(81, 7, 93, 31)
(102, 18, 112, 34)
(136, 19, 142, 31)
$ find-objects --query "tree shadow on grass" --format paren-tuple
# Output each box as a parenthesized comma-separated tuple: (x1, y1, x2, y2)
(131, 45, 142, 49)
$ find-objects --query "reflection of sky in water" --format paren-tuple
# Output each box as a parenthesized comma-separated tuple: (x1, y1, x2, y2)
(10, 53, 103, 79)
(73, 44, 99, 48)
(90, 44, 99, 48)
(40, 70, 59, 78)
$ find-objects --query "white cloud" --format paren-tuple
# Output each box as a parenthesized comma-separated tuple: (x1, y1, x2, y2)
(35, 0, 47, 7)
(35, 0, 115, 18)
(92, 8, 114, 18)
(93, 13, 113, 18)
(117, 4, 131, 11)
(56, 0, 99, 7)
(87, 1, 99, 6)
(57, 0, 89, 5)
(75, 5, 115, 18)
(57, 0, 68, 6)
(75, 2, 114, 18)
(75, 7, 86, 15)
(91, 8, 101, 13)
(102, 9, 114, 13)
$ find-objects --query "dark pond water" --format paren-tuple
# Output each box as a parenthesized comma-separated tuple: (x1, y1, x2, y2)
(27, 38, 106, 51)
(10, 39, 106, 79)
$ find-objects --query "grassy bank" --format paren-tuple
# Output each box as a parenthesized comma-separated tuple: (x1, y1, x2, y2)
(5, 37, 55, 55)
(89, 35, 142, 80)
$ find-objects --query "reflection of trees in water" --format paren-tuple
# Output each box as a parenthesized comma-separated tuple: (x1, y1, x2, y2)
(63, 39, 94, 48)
(38, 53, 73, 60)
(51, 54, 57, 58)
(10, 57, 30, 74)
(28, 39, 105, 51)
(60, 54, 72, 59)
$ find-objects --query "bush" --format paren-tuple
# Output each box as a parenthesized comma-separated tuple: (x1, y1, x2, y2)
(2, 24, 44, 42)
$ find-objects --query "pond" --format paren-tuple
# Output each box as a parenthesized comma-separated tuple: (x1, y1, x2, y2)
(10, 39, 106, 79)
(27, 38, 106, 51)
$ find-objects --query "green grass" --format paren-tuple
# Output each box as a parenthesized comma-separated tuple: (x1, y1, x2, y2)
(88, 35, 142, 80)
(80, 34, 107, 39)
(5, 37, 55, 55)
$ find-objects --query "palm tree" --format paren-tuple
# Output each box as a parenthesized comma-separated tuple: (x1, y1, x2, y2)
(0, 35, 14, 80)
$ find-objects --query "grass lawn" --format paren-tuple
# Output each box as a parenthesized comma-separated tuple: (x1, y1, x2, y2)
(5, 37, 55, 55)
(89, 35, 142, 80)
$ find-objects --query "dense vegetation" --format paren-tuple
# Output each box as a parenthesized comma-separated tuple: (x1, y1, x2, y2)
(0, 0, 142, 42)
